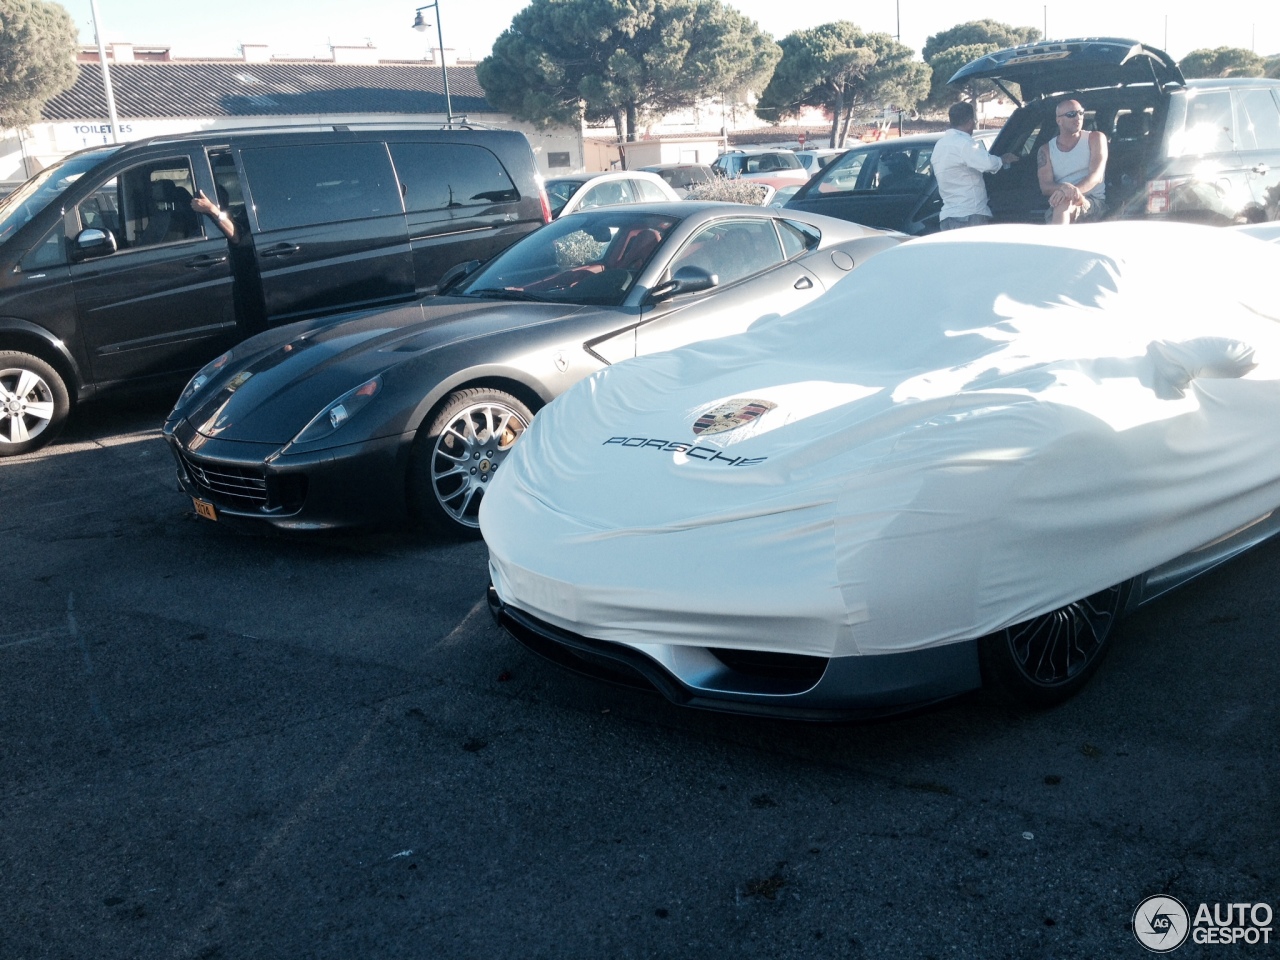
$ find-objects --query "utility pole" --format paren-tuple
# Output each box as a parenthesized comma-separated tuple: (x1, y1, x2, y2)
(88, 0, 121, 143)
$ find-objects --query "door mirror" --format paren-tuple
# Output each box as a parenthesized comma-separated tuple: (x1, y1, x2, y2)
(73, 227, 117, 260)
(647, 265, 718, 303)
(437, 259, 482, 294)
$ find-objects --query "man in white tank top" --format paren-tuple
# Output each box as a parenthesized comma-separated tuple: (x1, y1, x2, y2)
(1037, 99, 1108, 224)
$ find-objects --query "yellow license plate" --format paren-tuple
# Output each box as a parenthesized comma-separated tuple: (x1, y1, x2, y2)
(192, 498, 218, 521)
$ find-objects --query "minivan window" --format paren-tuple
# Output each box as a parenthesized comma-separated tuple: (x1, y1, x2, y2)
(112, 159, 202, 249)
(1238, 88, 1280, 151)
(241, 142, 402, 230)
(0, 147, 117, 244)
(388, 142, 520, 212)
(1172, 91, 1236, 155)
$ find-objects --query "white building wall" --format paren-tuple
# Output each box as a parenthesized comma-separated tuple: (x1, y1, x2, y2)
(2, 113, 585, 188)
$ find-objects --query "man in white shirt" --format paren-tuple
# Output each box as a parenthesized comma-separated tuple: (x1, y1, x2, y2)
(932, 101, 1019, 230)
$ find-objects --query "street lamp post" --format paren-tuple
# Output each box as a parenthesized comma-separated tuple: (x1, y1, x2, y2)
(412, 2, 455, 126)
(88, 0, 122, 143)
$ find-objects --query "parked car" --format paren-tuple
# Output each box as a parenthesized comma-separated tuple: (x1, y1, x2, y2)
(794, 148, 846, 173)
(769, 184, 804, 208)
(784, 130, 998, 234)
(0, 126, 549, 456)
(639, 163, 716, 198)
(712, 149, 811, 190)
(949, 38, 1280, 225)
(163, 202, 901, 537)
(483, 222, 1280, 718)
(544, 171, 681, 218)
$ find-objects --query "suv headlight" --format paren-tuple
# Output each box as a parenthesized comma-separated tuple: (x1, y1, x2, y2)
(175, 351, 231, 409)
(292, 376, 382, 445)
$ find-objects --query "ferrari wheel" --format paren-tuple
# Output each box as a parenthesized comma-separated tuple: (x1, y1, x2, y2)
(0, 352, 70, 457)
(978, 581, 1132, 707)
(408, 388, 533, 538)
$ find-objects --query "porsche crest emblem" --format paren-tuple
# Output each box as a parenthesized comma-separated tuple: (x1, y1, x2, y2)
(692, 398, 776, 436)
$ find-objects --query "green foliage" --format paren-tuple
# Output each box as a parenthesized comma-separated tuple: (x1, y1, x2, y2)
(476, 0, 780, 141)
(925, 43, 998, 109)
(756, 22, 929, 148)
(0, 0, 78, 129)
(921, 20, 1039, 111)
(1179, 47, 1266, 79)
(921, 20, 1040, 65)
(554, 230, 608, 267)
(684, 177, 770, 203)
(1267, 55, 1280, 80)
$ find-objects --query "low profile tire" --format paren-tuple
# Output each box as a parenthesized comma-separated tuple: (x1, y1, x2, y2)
(978, 580, 1132, 708)
(408, 388, 533, 539)
(0, 351, 70, 457)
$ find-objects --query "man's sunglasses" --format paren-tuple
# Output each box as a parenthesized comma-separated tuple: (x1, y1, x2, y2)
(1057, 110, 1083, 119)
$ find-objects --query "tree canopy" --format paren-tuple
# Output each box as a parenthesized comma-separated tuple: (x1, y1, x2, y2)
(476, 0, 780, 142)
(921, 20, 1039, 65)
(0, 0, 78, 129)
(921, 20, 1040, 109)
(1179, 46, 1266, 79)
(755, 22, 929, 148)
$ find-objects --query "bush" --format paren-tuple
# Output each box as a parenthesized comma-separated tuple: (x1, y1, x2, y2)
(685, 178, 772, 204)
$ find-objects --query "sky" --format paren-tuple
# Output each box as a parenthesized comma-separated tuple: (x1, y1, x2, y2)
(55, 0, 1280, 65)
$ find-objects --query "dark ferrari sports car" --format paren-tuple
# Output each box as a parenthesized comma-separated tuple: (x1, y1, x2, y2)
(163, 201, 901, 537)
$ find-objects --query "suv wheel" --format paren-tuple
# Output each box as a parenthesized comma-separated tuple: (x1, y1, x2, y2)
(0, 352, 71, 457)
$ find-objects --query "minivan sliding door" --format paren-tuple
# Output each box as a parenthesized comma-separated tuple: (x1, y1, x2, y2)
(238, 141, 413, 324)
(72, 154, 238, 388)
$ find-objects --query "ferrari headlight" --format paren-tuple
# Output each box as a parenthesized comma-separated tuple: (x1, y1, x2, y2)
(175, 351, 231, 409)
(292, 376, 382, 444)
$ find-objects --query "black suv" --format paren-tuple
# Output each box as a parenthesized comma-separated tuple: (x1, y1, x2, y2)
(0, 126, 548, 455)
(950, 38, 1280, 225)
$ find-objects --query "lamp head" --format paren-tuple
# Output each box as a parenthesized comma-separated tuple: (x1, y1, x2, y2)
(412, 11, 429, 32)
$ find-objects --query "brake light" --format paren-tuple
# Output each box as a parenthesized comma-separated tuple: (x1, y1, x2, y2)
(1145, 176, 1193, 215)
(538, 185, 552, 223)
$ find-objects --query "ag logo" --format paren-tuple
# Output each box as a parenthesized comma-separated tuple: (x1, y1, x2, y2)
(692, 398, 776, 437)
(1133, 895, 1190, 952)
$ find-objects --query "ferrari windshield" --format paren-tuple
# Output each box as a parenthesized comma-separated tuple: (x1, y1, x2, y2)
(0, 147, 118, 245)
(455, 210, 680, 307)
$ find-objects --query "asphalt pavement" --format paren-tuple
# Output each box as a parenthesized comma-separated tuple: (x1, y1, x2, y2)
(1, 396, 1276, 959)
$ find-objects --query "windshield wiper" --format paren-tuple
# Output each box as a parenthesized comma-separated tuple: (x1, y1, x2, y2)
(463, 287, 548, 302)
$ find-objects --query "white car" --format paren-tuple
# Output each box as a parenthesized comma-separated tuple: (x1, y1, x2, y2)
(711, 149, 811, 190)
(483, 222, 1280, 718)
(543, 170, 681, 218)
(794, 148, 846, 173)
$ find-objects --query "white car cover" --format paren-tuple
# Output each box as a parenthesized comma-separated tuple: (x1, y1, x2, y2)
(483, 223, 1280, 659)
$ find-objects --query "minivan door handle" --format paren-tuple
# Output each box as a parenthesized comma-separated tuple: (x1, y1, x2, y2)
(793, 276, 814, 290)
(185, 254, 229, 269)
(262, 242, 301, 259)
(1252, 163, 1270, 175)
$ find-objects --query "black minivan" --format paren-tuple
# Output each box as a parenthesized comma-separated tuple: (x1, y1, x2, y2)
(0, 126, 549, 455)
(949, 38, 1280, 226)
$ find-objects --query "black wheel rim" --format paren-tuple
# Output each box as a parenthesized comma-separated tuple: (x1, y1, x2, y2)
(1002, 583, 1126, 688)
(429, 401, 528, 528)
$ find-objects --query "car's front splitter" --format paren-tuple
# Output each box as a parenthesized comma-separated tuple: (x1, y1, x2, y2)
(487, 585, 983, 721)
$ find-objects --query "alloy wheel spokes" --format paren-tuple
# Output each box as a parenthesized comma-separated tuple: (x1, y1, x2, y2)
(1005, 585, 1123, 686)
(0, 368, 54, 446)
(430, 402, 529, 526)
